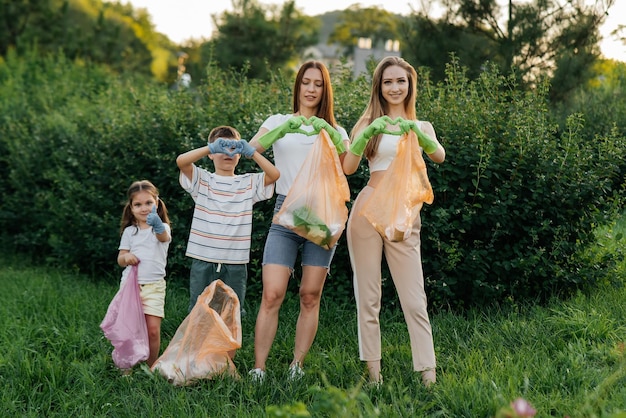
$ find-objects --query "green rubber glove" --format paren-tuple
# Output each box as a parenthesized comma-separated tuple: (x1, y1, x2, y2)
(308, 116, 346, 154)
(400, 120, 438, 154)
(349, 116, 388, 157)
(258, 115, 306, 149)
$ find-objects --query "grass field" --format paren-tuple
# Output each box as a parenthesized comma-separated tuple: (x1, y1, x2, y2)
(0, 217, 624, 417)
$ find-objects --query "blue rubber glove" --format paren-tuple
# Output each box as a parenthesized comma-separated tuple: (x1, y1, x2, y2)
(309, 116, 346, 154)
(237, 140, 256, 158)
(257, 115, 307, 149)
(400, 120, 438, 154)
(147, 205, 166, 234)
(349, 116, 388, 157)
(208, 138, 238, 157)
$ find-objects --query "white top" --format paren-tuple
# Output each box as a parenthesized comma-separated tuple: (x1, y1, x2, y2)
(119, 224, 172, 284)
(262, 113, 349, 196)
(368, 121, 431, 172)
(180, 165, 274, 264)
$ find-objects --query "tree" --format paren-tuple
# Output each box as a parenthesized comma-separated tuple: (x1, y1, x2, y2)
(0, 0, 173, 80)
(401, 0, 615, 101)
(328, 6, 402, 56)
(210, 0, 319, 80)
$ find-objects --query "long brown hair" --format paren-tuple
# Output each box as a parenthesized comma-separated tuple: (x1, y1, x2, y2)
(351, 56, 418, 160)
(119, 180, 171, 235)
(292, 60, 338, 127)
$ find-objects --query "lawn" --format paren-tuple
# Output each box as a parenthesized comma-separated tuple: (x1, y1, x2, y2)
(0, 216, 624, 417)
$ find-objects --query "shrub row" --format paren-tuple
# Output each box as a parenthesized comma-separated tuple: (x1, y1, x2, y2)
(0, 52, 624, 309)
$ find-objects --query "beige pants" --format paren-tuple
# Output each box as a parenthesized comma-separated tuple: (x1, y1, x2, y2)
(347, 186, 436, 372)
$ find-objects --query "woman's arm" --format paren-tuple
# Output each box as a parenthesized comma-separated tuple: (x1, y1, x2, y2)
(342, 148, 363, 175)
(421, 122, 446, 163)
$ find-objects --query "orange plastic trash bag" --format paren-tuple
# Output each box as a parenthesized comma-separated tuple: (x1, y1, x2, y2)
(273, 129, 350, 249)
(151, 280, 242, 385)
(361, 130, 434, 242)
(100, 265, 149, 370)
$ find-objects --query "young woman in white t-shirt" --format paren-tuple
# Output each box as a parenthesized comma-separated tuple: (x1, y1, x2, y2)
(248, 61, 350, 381)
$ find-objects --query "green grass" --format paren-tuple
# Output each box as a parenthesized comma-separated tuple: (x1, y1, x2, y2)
(1, 215, 625, 417)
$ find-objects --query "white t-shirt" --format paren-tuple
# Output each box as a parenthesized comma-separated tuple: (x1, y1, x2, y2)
(262, 113, 349, 196)
(368, 121, 431, 172)
(119, 224, 171, 284)
(180, 165, 274, 264)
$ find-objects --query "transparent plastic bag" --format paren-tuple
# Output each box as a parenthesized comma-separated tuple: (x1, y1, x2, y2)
(100, 265, 149, 369)
(361, 130, 434, 241)
(151, 280, 241, 385)
(273, 129, 350, 249)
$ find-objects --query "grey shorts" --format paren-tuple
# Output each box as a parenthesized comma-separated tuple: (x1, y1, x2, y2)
(188, 259, 247, 315)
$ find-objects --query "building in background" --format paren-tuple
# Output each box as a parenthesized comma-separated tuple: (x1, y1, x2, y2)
(304, 37, 401, 77)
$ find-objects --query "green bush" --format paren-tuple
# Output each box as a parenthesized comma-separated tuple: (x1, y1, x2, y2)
(417, 60, 625, 308)
(0, 53, 624, 309)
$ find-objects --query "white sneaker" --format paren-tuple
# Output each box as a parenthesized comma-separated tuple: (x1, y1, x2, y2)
(248, 368, 265, 383)
(288, 363, 304, 380)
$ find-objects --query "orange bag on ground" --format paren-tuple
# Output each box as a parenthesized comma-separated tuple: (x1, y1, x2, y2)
(361, 130, 434, 242)
(273, 129, 350, 249)
(151, 280, 241, 385)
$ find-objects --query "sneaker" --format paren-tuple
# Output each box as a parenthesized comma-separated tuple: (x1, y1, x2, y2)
(248, 368, 265, 383)
(288, 363, 304, 380)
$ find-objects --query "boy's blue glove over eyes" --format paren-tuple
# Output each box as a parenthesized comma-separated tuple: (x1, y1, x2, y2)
(147, 205, 166, 234)
(349, 116, 388, 157)
(238, 140, 257, 158)
(399, 121, 439, 154)
(208, 138, 238, 157)
(257, 115, 307, 149)
(309, 116, 346, 154)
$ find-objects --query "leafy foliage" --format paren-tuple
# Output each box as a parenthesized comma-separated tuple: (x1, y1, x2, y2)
(417, 59, 625, 308)
(0, 53, 624, 310)
(400, 0, 615, 102)
(0, 0, 178, 81)
(328, 6, 402, 57)
(209, 0, 319, 80)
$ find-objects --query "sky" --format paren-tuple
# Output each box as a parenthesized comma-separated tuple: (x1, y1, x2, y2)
(120, 0, 625, 62)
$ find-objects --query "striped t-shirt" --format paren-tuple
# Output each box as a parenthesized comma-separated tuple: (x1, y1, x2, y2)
(180, 165, 274, 264)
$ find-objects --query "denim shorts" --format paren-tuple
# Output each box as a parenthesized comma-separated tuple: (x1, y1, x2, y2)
(262, 194, 337, 269)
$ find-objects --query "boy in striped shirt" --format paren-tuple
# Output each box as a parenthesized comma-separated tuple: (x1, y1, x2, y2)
(177, 126, 279, 315)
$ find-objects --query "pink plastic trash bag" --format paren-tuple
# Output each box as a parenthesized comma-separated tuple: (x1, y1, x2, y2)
(151, 279, 242, 386)
(100, 265, 149, 369)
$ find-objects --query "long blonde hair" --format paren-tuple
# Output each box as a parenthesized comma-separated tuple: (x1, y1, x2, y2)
(351, 56, 418, 160)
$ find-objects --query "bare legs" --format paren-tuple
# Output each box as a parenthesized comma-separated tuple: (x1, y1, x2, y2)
(145, 314, 162, 367)
(253, 264, 327, 371)
(367, 360, 382, 383)
(291, 265, 326, 367)
(253, 264, 289, 371)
